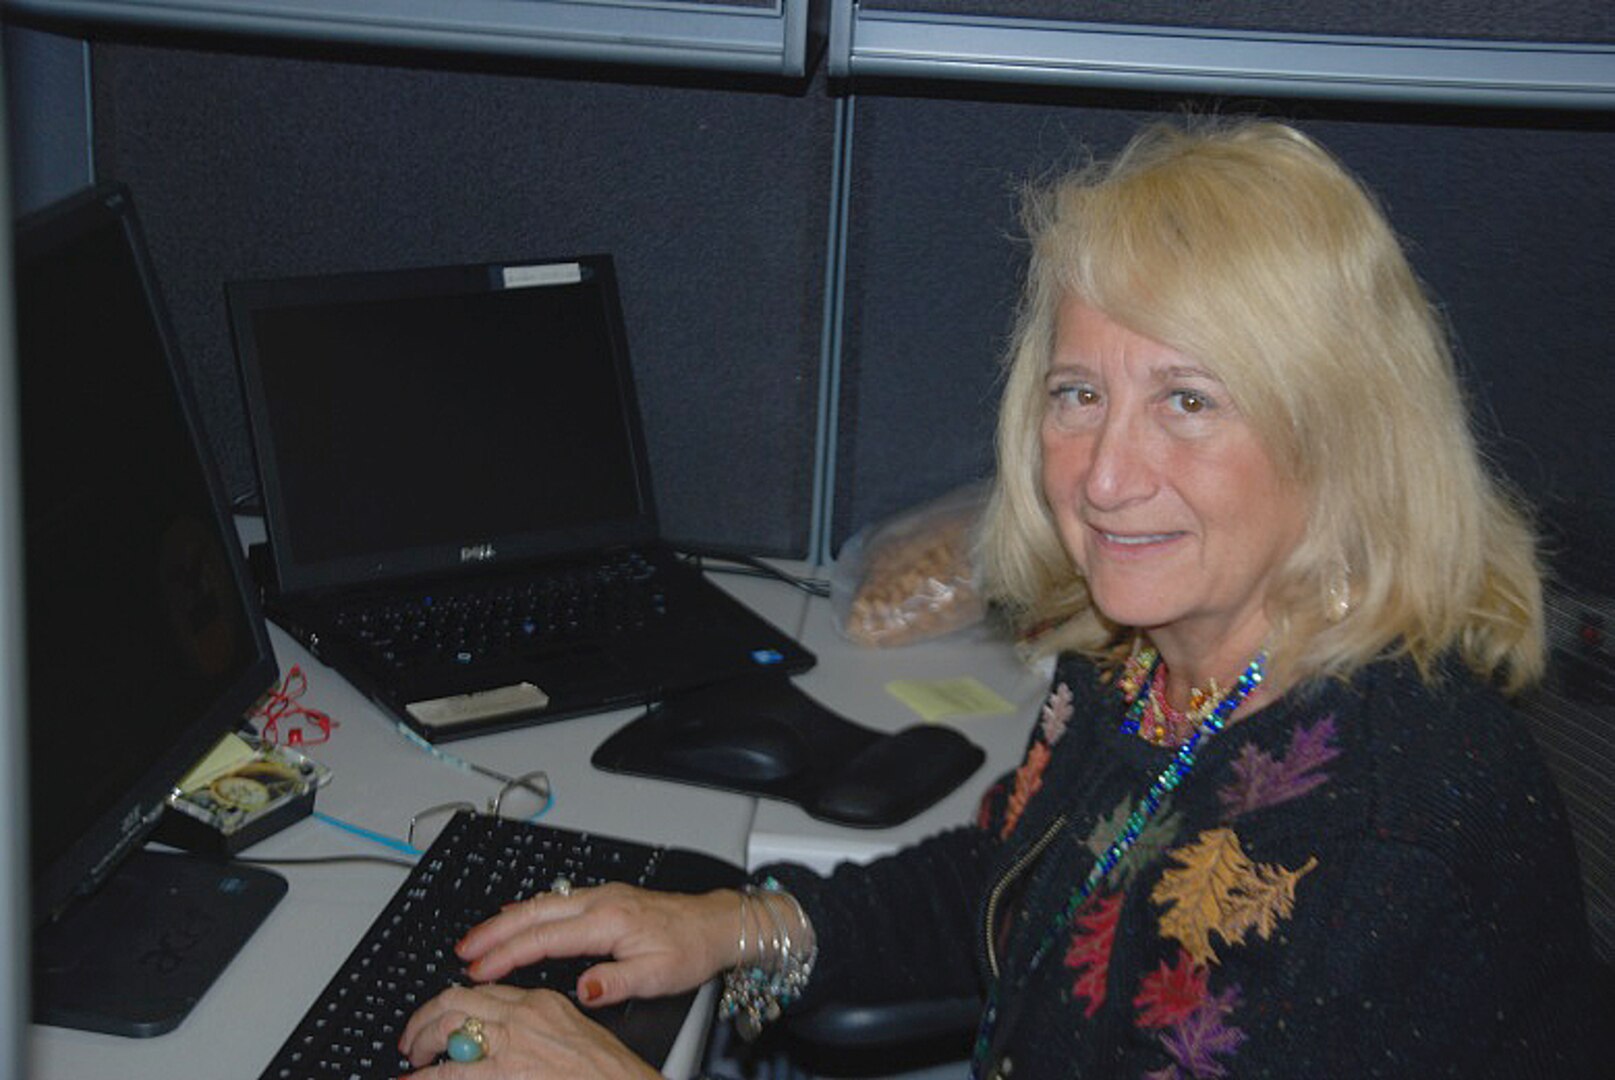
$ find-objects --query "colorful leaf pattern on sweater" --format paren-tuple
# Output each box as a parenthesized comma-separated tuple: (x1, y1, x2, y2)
(1040, 683, 1074, 745)
(1156, 985, 1248, 1079)
(1063, 888, 1125, 1017)
(1000, 683, 1072, 839)
(1130, 709, 1330, 1074)
(1218, 714, 1340, 818)
(1002, 741, 1051, 839)
(1086, 795, 1184, 890)
(1133, 948, 1210, 1029)
(1151, 828, 1318, 967)
(1018, 670, 1336, 1078)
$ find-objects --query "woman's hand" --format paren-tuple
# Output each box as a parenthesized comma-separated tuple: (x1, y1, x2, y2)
(457, 882, 740, 1006)
(398, 982, 659, 1079)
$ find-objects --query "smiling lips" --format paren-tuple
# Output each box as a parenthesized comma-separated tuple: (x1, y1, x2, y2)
(1093, 528, 1186, 549)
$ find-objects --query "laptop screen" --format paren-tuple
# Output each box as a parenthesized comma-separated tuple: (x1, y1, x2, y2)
(229, 257, 658, 595)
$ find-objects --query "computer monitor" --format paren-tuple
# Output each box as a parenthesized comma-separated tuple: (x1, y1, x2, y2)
(14, 183, 284, 1036)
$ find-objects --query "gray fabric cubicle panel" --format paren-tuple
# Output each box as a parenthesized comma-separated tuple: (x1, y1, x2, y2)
(90, 42, 833, 557)
(831, 95, 1615, 592)
(830, 99, 1156, 552)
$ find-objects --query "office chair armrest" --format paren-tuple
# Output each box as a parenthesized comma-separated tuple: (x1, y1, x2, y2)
(787, 995, 981, 1050)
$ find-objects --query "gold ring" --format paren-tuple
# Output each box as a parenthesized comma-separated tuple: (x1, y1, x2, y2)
(447, 1015, 488, 1062)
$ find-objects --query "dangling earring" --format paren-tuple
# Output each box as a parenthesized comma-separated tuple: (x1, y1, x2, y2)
(1325, 554, 1352, 622)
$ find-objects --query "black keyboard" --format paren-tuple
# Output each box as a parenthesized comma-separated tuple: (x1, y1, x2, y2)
(329, 551, 669, 673)
(258, 813, 743, 1079)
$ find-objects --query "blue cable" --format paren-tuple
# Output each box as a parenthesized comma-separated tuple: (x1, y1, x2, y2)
(312, 789, 554, 860)
(313, 811, 423, 857)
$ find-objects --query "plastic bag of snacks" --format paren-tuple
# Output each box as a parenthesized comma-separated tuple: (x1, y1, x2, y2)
(832, 481, 989, 647)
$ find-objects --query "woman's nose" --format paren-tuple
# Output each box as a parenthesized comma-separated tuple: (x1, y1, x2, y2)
(1083, 412, 1157, 511)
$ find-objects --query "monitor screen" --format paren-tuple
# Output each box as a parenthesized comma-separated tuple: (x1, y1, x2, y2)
(13, 184, 278, 927)
(226, 255, 656, 595)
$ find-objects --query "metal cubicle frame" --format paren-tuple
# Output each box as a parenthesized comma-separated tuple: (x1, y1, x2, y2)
(825, 0, 1615, 110)
(3, 0, 829, 77)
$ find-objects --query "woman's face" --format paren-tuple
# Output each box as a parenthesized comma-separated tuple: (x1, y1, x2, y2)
(1040, 296, 1306, 667)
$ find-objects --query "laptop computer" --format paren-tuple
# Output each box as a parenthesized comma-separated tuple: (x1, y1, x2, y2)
(227, 254, 814, 742)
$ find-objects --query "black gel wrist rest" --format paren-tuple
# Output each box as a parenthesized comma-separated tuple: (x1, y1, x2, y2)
(591, 674, 985, 828)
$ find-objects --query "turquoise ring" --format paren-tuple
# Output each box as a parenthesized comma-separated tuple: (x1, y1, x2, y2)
(446, 1016, 488, 1063)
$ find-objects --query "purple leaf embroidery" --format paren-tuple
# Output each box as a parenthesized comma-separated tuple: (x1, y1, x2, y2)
(1159, 986, 1247, 1079)
(1218, 714, 1340, 818)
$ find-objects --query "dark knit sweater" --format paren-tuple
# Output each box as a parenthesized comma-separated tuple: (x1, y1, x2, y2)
(763, 654, 1603, 1078)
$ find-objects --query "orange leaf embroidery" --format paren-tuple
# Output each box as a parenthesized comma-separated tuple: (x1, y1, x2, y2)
(1150, 828, 1318, 967)
(1001, 741, 1051, 839)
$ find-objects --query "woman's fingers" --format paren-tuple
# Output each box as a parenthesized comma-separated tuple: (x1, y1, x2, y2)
(571, 957, 650, 1008)
(457, 888, 589, 962)
(398, 984, 505, 1067)
(463, 887, 639, 982)
(399, 984, 659, 1080)
(452, 884, 743, 1002)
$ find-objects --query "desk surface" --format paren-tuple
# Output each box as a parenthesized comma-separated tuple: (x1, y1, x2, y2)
(30, 552, 1047, 1079)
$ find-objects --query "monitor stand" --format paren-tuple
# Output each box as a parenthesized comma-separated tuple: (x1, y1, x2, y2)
(33, 848, 287, 1037)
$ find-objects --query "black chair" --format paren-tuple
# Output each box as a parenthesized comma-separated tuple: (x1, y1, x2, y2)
(784, 995, 981, 1077)
(1520, 583, 1615, 969)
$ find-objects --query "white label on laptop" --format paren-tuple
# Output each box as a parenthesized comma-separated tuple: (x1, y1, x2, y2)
(501, 263, 583, 289)
(406, 682, 551, 728)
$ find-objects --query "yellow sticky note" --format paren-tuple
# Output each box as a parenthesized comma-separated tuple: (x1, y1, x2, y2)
(176, 732, 258, 793)
(885, 677, 1014, 722)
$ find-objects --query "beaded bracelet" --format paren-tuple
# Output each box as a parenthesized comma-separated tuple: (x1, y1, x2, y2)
(718, 878, 818, 1041)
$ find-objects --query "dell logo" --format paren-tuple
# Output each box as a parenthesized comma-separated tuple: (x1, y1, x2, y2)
(460, 543, 496, 563)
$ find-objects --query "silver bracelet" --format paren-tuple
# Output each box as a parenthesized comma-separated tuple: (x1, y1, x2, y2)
(718, 879, 818, 1041)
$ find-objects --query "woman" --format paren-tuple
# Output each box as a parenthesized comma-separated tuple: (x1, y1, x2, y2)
(398, 118, 1600, 1078)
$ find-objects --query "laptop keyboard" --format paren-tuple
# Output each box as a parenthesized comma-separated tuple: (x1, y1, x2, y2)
(258, 813, 742, 1079)
(329, 551, 669, 672)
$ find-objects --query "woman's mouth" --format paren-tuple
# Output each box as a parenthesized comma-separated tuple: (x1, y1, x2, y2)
(1093, 529, 1186, 550)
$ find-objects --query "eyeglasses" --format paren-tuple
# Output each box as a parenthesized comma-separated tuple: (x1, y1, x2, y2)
(254, 665, 339, 747)
(406, 769, 552, 852)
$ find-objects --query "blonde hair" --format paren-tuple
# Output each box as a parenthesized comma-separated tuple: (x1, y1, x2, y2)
(979, 117, 1544, 693)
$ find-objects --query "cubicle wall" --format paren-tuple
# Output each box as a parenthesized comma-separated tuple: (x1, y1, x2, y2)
(831, 93, 1615, 589)
(84, 43, 836, 557)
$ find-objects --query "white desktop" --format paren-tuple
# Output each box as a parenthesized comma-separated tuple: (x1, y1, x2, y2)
(29, 542, 1048, 1080)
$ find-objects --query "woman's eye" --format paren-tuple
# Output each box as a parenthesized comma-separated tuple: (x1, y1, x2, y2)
(1169, 389, 1213, 415)
(1052, 385, 1099, 407)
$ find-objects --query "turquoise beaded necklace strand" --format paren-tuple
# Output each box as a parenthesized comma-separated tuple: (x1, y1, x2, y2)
(968, 650, 1267, 1079)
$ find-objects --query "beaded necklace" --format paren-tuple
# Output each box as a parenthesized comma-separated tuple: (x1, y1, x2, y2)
(968, 649, 1267, 1079)
(1118, 645, 1224, 749)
